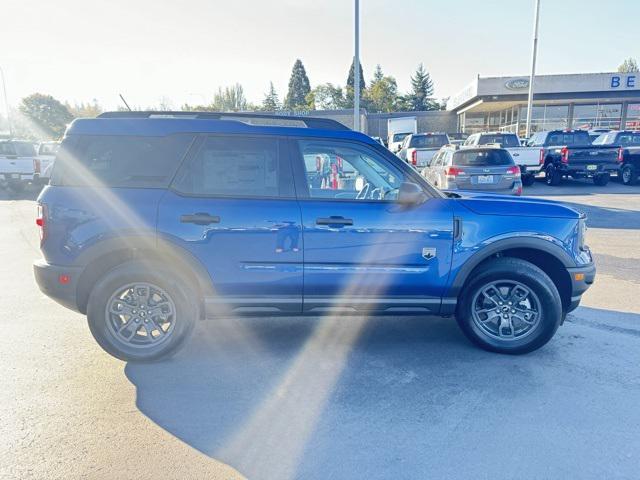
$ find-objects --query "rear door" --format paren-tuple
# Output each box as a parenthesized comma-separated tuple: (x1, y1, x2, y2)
(291, 138, 453, 314)
(158, 134, 303, 314)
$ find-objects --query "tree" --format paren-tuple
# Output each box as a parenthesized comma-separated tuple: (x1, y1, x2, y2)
(284, 59, 311, 110)
(365, 66, 399, 113)
(345, 58, 366, 108)
(309, 83, 347, 110)
(261, 82, 280, 111)
(618, 58, 639, 73)
(407, 63, 437, 111)
(65, 99, 103, 118)
(19, 93, 74, 139)
(211, 84, 249, 111)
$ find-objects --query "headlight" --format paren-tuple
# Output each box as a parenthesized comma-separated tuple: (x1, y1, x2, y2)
(578, 218, 587, 251)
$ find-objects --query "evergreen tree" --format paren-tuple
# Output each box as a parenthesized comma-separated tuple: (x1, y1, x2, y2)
(372, 64, 384, 83)
(407, 63, 437, 111)
(618, 58, 639, 73)
(347, 58, 366, 94)
(262, 82, 280, 111)
(284, 59, 311, 110)
(365, 65, 399, 113)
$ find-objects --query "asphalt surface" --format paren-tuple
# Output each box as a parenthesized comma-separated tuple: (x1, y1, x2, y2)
(2, 178, 639, 480)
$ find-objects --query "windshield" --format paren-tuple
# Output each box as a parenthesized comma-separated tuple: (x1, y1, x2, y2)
(454, 149, 513, 166)
(409, 135, 449, 149)
(477, 134, 520, 147)
(39, 143, 60, 155)
(392, 133, 410, 143)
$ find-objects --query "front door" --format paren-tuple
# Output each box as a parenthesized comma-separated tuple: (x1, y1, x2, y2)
(291, 138, 454, 314)
(158, 134, 303, 314)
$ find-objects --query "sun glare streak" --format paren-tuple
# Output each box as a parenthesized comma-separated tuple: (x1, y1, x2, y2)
(219, 229, 418, 480)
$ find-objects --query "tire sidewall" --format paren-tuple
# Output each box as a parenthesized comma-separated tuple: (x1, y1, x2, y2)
(87, 262, 197, 362)
(457, 260, 562, 354)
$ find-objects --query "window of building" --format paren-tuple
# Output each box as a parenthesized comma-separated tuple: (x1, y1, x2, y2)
(625, 103, 640, 130)
(572, 104, 622, 130)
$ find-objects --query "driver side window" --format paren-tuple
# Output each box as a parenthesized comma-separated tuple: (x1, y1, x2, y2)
(297, 139, 404, 201)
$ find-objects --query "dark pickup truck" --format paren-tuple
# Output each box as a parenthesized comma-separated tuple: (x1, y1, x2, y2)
(592, 130, 640, 185)
(528, 130, 619, 186)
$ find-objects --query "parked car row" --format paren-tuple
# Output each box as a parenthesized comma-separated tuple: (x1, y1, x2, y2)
(0, 140, 60, 192)
(386, 128, 640, 194)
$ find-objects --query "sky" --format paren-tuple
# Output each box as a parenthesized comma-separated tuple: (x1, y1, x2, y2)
(1, 0, 639, 111)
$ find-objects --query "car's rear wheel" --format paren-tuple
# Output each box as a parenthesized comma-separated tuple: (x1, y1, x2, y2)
(621, 164, 638, 185)
(545, 164, 562, 186)
(593, 172, 610, 186)
(87, 261, 197, 362)
(456, 257, 563, 354)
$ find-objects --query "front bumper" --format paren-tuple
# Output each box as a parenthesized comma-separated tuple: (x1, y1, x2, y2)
(566, 262, 596, 312)
(33, 260, 83, 313)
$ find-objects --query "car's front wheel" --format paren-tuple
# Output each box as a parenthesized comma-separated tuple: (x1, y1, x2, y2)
(87, 261, 197, 361)
(456, 257, 563, 354)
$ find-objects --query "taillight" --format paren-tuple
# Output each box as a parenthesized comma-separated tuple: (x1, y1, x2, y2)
(33, 158, 41, 174)
(539, 148, 545, 165)
(560, 147, 569, 164)
(506, 166, 521, 177)
(445, 166, 465, 177)
(411, 150, 417, 166)
(36, 203, 47, 244)
(617, 147, 624, 163)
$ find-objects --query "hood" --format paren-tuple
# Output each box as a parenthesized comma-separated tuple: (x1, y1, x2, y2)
(444, 190, 583, 219)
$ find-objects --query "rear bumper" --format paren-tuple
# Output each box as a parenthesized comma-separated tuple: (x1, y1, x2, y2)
(559, 163, 618, 176)
(33, 260, 83, 313)
(566, 262, 596, 312)
(0, 173, 35, 182)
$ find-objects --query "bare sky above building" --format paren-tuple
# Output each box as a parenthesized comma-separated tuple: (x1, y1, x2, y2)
(1, 0, 638, 110)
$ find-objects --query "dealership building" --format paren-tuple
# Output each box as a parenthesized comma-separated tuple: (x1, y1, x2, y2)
(447, 71, 640, 136)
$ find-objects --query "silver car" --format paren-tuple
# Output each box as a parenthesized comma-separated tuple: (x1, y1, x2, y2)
(421, 146, 522, 195)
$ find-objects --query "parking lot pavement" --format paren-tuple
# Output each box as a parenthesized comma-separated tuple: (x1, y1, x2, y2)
(2, 182, 640, 480)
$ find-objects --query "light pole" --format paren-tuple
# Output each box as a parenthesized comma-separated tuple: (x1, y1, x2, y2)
(353, 0, 360, 132)
(0, 66, 13, 137)
(525, 0, 541, 138)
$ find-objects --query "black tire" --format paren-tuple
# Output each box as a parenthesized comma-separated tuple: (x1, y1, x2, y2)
(522, 173, 536, 187)
(545, 164, 562, 186)
(456, 257, 563, 355)
(87, 261, 198, 362)
(593, 173, 610, 186)
(621, 164, 638, 186)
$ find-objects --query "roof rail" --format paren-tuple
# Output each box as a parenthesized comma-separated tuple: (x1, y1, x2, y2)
(97, 111, 351, 131)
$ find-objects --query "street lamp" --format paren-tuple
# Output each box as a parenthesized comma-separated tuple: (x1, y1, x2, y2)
(525, 0, 541, 138)
(0, 66, 13, 137)
(353, 0, 360, 132)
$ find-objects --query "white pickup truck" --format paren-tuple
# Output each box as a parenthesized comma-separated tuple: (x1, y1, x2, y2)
(36, 141, 60, 183)
(0, 140, 40, 192)
(397, 133, 450, 168)
(463, 132, 540, 186)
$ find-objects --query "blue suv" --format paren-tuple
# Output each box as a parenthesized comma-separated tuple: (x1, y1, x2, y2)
(34, 112, 595, 361)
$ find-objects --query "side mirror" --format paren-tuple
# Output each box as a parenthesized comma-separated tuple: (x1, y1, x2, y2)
(397, 182, 427, 206)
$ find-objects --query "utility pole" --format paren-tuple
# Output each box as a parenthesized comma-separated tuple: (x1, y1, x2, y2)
(353, 0, 360, 132)
(0, 66, 13, 137)
(525, 0, 541, 138)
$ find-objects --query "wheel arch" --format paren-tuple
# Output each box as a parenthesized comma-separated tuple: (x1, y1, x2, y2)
(74, 236, 214, 314)
(447, 237, 574, 313)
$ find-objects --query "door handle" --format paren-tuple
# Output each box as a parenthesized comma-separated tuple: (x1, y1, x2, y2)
(180, 213, 220, 225)
(316, 216, 353, 226)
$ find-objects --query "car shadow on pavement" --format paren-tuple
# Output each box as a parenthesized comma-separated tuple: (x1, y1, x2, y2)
(0, 186, 41, 202)
(124, 314, 563, 480)
(551, 200, 640, 229)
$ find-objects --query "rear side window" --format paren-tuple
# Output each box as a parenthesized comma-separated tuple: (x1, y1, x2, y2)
(409, 135, 449, 148)
(616, 133, 640, 146)
(51, 134, 194, 188)
(454, 149, 513, 166)
(477, 134, 520, 147)
(172, 135, 292, 198)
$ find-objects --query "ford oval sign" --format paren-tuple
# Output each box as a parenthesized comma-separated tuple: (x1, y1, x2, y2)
(505, 78, 530, 90)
